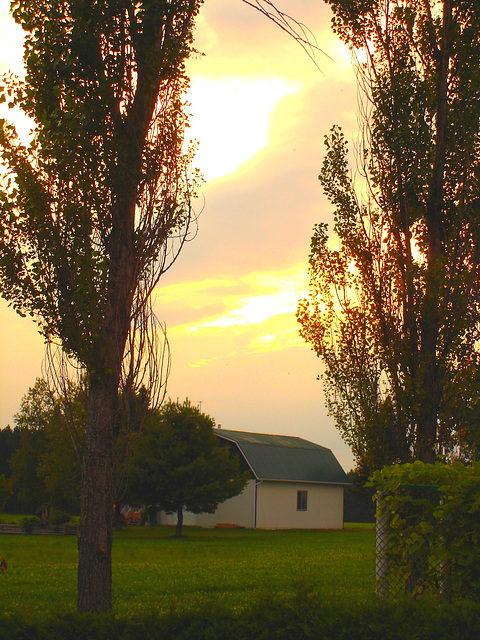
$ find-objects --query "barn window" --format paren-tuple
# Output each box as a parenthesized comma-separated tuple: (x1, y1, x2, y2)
(297, 490, 308, 511)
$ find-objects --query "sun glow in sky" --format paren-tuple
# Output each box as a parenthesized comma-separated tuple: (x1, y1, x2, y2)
(167, 269, 308, 332)
(187, 76, 301, 182)
(0, 0, 359, 470)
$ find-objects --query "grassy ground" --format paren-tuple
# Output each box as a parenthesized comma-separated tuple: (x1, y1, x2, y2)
(0, 523, 375, 619)
(0, 514, 27, 525)
(1, 523, 479, 640)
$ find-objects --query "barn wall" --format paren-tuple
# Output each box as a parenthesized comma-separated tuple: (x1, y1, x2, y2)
(196, 479, 255, 528)
(155, 481, 344, 530)
(256, 481, 344, 530)
(156, 510, 197, 526)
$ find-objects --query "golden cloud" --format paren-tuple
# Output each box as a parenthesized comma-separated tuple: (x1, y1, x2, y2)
(167, 267, 308, 338)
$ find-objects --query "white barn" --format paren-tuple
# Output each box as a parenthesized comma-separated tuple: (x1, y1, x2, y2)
(160, 429, 350, 530)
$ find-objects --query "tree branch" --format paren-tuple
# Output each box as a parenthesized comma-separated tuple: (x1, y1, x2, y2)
(241, 0, 331, 68)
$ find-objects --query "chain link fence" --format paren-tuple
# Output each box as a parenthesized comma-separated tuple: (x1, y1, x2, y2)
(372, 463, 480, 602)
(375, 485, 450, 600)
(375, 491, 390, 597)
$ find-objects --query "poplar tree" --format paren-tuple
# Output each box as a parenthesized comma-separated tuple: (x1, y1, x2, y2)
(0, 0, 202, 612)
(298, 0, 480, 471)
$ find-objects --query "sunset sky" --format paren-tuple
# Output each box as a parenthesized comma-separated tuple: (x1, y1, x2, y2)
(0, 0, 359, 471)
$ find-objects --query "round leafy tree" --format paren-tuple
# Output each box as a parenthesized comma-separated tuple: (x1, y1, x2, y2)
(128, 399, 249, 537)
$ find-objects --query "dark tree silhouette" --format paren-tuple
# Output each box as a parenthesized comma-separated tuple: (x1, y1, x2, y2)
(0, 0, 202, 612)
(298, 0, 480, 471)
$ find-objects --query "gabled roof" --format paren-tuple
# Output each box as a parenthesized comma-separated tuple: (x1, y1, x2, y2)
(214, 429, 349, 485)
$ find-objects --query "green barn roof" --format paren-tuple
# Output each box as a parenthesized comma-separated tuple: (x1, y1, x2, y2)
(214, 429, 349, 485)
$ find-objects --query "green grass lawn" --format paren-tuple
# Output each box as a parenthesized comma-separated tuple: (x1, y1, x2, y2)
(0, 514, 28, 525)
(0, 524, 375, 619)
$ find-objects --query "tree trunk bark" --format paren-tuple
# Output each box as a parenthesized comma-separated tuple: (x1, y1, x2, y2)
(415, 0, 452, 464)
(74, 4, 199, 612)
(175, 506, 184, 538)
(75, 160, 136, 613)
(77, 373, 118, 613)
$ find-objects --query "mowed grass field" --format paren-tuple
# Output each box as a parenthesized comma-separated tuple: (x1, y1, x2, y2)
(0, 523, 375, 619)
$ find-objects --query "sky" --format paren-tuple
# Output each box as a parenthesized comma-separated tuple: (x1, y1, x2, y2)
(0, 0, 359, 471)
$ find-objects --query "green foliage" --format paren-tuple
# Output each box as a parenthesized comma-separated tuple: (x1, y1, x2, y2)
(20, 514, 41, 532)
(299, 0, 480, 472)
(49, 509, 71, 528)
(0, 0, 202, 365)
(8, 378, 158, 517)
(344, 469, 376, 523)
(370, 461, 480, 598)
(0, 589, 480, 640)
(0, 475, 9, 511)
(0, 426, 20, 478)
(9, 380, 51, 512)
(9, 379, 84, 514)
(128, 400, 250, 536)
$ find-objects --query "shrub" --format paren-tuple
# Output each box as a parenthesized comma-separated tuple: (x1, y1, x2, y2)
(0, 600, 480, 640)
(49, 510, 71, 528)
(20, 515, 42, 533)
(370, 461, 480, 599)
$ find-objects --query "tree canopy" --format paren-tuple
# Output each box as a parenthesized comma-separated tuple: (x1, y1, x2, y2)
(128, 399, 249, 537)
(298, 0, 480, 472)
(8, 378, 85, 515)
(0, 0, 202, 613)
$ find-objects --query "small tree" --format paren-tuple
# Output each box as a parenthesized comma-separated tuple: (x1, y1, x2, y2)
(9, 379, 52, 514)
(0, 426, 21, 478)
(9, 378, 84, 515)
(9, 377, 156, 516)
(128, 399, 249, 537)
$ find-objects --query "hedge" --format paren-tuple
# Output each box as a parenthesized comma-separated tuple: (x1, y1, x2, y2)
(0, 598, 479, 640)
(370, 461, 480, 599)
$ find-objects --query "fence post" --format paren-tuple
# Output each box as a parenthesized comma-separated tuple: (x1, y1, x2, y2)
(375, 489, 389, 597)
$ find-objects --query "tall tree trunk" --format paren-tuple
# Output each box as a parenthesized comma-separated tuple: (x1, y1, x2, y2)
(175, 506, 184, 538)
(415, 0, 451, 463)
(77, 197, 135, 612)
(77, 373, 118, 613)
